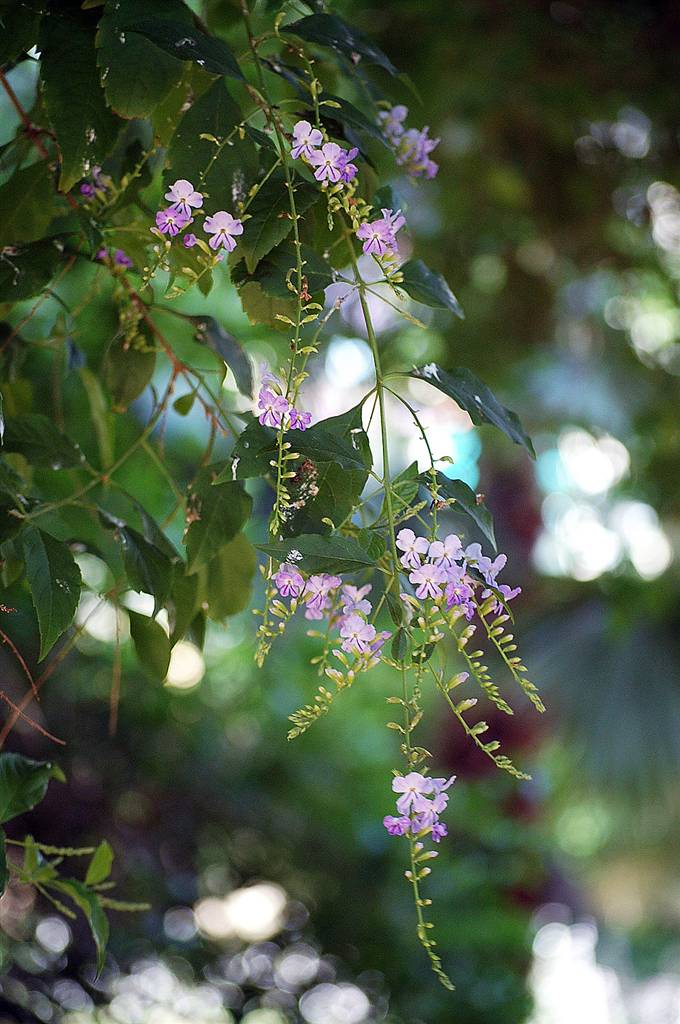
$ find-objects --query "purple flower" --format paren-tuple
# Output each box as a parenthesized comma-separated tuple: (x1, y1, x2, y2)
(156, 208, 192, 237)
(396, 126, 440, 179)
(303, 574, 341, 617)
(412, 790, 449, 825)
(430, 821, 448, 843)
(430, 775, 456, 794)
(203, 210, 243, 252)
(409, 563, 447, 600)
(164, 178, 204, 217)
(289, 408, 312, 431)
(341, 584, 372, 616)
(114, 249, 132, 268)
(356, 208, 405, 256)
(183, 233, 198, 248)
(356, 219, 395, 257)
(396, 528, 429, 569)
(392, 772, 434, 814)
(307, 142, 345, 184)
(273, 563, 305, 598)
(80, 182, 96, 198)
(444, 565, 476, 619)
(291, 119, 323, 160)
(383, 814, 411, 837)
(257, 389, 291, 428)
(337, 146, 359, 184)
(370, 630, 392, 655)
(464, 543, 507, 585)
(482, 582, 522, 614)
(377, 104, 408, 143)
(428, 534, 463, 568)
(340, 613, 377, 654)
(95, 247, 108, 261)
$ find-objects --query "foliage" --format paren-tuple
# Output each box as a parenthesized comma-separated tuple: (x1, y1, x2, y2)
(0, 0, 546, 989)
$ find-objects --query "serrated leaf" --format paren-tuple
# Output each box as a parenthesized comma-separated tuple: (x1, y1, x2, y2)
(231, 240, 333, 300)
(411, 364, 535, 456)
(21, 527, 81, 660)
(0, 753, 64, 824)
(256, 533, 375, 575)
(96, 0, 187, 119)
(283, 13, 398, 76)
(239, 172, 320, 273)
(422, 471, 496, 548)
(128, 610, 171, 682)
(120, 525, 174, 614)
(128, 18, 243, 79)
(398, 260, 464, 318)
(184, 471, 252, 573)
(190, 316, 252, 397)
(3, 414, 84, 468)
(85, 840, 114, 886)
(163, 78, 255, 202)
(40, 6, 121, 191)
(237, 280, 296, 330)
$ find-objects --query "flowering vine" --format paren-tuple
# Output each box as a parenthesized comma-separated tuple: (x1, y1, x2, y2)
(0, 0, 541, 990)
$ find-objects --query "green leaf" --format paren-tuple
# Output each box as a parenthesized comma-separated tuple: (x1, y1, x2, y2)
(232, 240, 333, 300)
(163, 78, 256, 202)
(229, 418, 278, 479)
(256, 533, 376, 575)
(104, 336, 156, 412)
(78, 367, 113, 468)
(0, 239, 62, 303)
(85, 840, 114, 886)
(40, 7, 121, 191)
(398, 260, 464, 319)
(206, 533, 256, 620)
(0, 161, 56, 247)
(191, 316, 252, 397)
(383, 461, 420, 517)
(283, 14, 398, 76)
(128, 610, 171, 682)
(50, 878, 109, 975)
(239, 172, 320, 273)
(322, 94, 391, 148)
(410, 364, 535, 456)
(21, 527, 82, 660)
(184, 471, 252, 573)
(0, 2, 44, 65)
(422, 472, 496, 548)
(128, 18, 243, 79)
(0, 753, 65, 824)
(169, 569, 204, 645)
(96, 0, 187, 119)
(357, 528, 386, 561)
(237, 280, 297, 330)
(3, 414, 84, 468)
(391, 627, 409, 662)
(99, 510, 175, 613)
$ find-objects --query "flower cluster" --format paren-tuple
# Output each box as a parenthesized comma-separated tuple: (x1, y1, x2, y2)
(377, 105, 440, 180)
(396, 529, 520, 620)
(153, 178, 243, 254)
(383, 772, 455, 843)
(79, 165, 108, 198)
(272, 566, 391, 657)
(257, 369, 312, 431)
(290, 120, 359, 186)
(96, 247, 133, 269)
(356, 207, 406, 257)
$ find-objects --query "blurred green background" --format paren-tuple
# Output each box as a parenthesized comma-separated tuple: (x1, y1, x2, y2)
(2, 1, 680, 1021)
